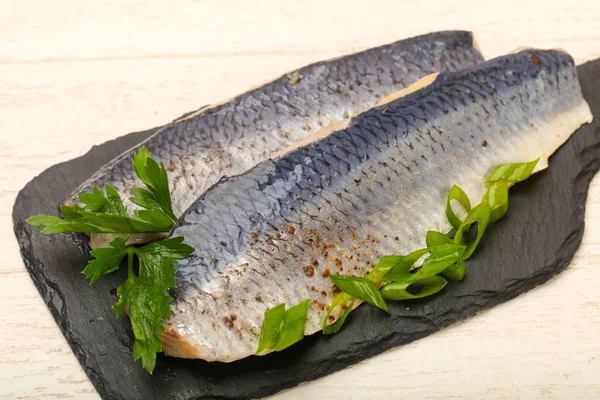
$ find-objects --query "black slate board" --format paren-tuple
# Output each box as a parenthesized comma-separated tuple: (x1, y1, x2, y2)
(12, 59, 600, 400)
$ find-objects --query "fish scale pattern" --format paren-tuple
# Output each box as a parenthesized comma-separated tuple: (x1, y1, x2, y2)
(65, 31, 483, 217)
(164, 49, 592, 362)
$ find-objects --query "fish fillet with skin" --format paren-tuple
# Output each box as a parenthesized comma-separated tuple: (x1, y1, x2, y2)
(161, 49, 592, 362)
(63, 32, 483, 231)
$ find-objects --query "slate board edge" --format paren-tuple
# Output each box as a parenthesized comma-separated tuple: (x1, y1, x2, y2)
(11, 61, 600, 400)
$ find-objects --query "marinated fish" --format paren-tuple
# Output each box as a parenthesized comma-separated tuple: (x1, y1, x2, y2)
(64, 31, 483, 225)
(161, 49, 592, 362)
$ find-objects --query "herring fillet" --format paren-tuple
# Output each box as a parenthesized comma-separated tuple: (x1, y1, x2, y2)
(63, 31, 483, 220)
(162, 49, 592, 362)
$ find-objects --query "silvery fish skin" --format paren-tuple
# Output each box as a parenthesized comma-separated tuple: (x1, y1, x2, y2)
(162, 49, 592, 362)
(64, 31, 483, 221)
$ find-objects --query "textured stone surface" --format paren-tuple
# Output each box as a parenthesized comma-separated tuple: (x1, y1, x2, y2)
(12, 60, 600, 400)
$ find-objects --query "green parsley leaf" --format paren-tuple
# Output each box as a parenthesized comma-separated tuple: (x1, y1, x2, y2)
(133, 147, 177, 222)
(78, 186, 110, 212)
(105, 185, 128, 216)
(114, 274, 171, 374)
(76, 211, 170, 233)
(133, 209, 174, 231)
(26, 214, 96, 234)
(112, 238, 193, 373)
(28, 204, 168, 235)
(135, 237, 194, 288)
(82, 237, 128, 284)
(79, 185, 127, 216)
(130, 187, 162, 211)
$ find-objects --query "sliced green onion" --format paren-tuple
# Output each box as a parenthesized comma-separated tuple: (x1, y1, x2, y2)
(322, 255, 401, 334)
(453, 202, 491, 260)
(381, 248, 429, 282)
(256, 303, 286, 353)
(486, 158, 539, 185)
(412, 244, 466, 280)
(367, 255, 402, 283)
(382, 250, 426, 282)
(442, 259, 466, 281)
(446, 185, 472, 230)
(386, 244, 465, 282)
(322, 292, 355, 335)
(484, 181, 509, 223)
(330, 275, 389, 313)
(426, 230, 453, 247)
(257, 300, 310, 353)
(380, 276, 448, 300)
(275, 300, 310, 351)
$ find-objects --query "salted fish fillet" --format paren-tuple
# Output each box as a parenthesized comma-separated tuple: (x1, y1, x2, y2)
(64, 31, 483, 224)
(162, 49, 592, 362)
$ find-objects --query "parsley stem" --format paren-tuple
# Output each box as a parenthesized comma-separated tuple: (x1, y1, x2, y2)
(127, 246, 135, 279)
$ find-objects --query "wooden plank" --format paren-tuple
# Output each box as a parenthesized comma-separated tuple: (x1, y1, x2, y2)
(1, 1, 599, 398)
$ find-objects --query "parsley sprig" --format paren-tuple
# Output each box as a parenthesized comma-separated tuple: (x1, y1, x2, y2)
(27, 147, 193, 373)
(27, 148, 176, 235)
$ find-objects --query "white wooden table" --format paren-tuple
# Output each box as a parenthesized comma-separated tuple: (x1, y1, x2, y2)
(1, 1, 599, 398)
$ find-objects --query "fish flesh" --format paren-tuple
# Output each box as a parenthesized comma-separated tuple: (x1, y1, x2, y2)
(64, 31, 483, 225)
(161, 49, 592, 362)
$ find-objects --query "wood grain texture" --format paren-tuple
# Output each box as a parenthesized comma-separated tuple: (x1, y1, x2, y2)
(1, 0, 599, 399)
